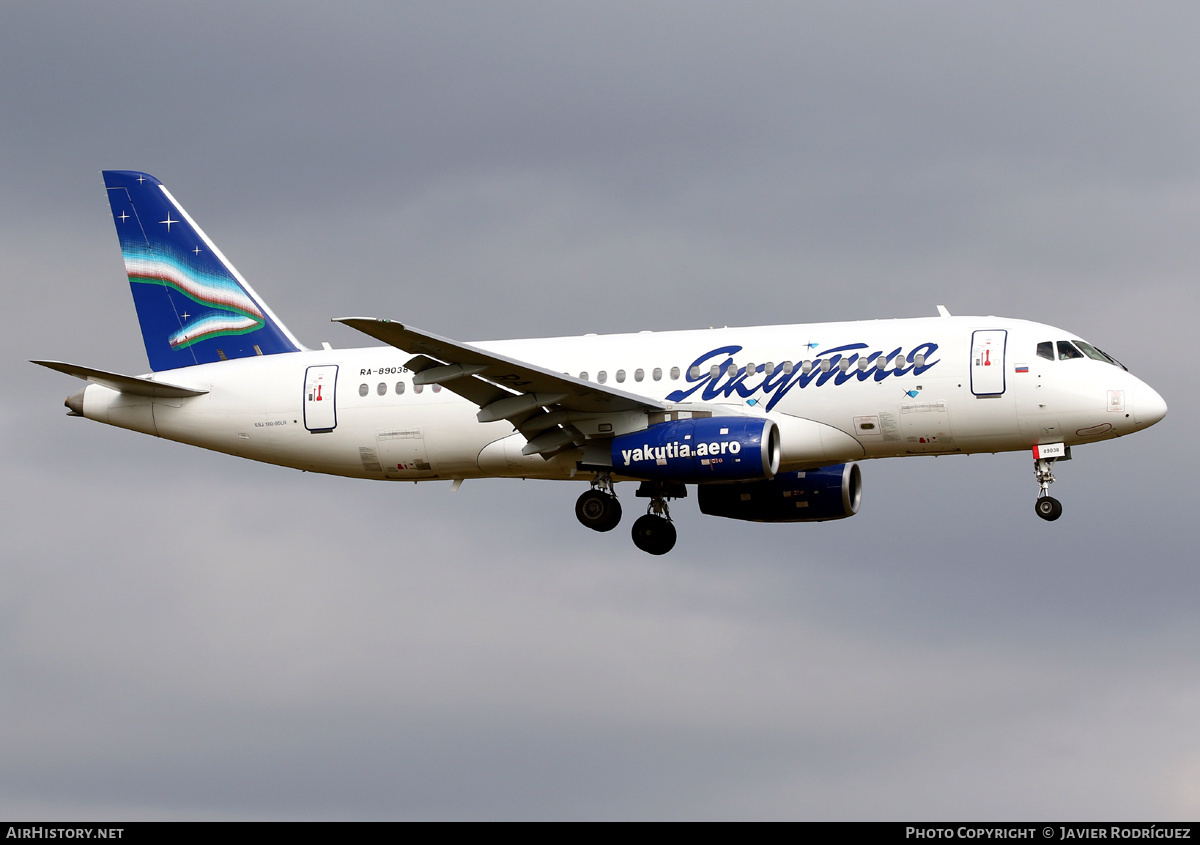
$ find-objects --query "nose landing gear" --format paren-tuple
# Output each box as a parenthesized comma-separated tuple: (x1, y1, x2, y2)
(1033, 451, 1066, 522)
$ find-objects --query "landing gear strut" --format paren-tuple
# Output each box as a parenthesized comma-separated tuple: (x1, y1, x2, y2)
(576, 475, 622, 532)
(1034, 456, 1063, 522)
(631, 481, 683, 555)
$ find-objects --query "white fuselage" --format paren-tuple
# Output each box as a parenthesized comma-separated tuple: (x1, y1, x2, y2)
(73, 316, 1166, 482)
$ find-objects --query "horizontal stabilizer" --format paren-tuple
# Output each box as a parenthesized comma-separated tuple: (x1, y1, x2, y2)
(30, 360, 208, 398)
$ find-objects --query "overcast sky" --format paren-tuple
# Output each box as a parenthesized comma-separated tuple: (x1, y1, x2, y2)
(2, 1, 1197, 820)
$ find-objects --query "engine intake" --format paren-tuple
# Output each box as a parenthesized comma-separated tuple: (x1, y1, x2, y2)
(697, 463, 861, 522)
(611, 417, 780, 482)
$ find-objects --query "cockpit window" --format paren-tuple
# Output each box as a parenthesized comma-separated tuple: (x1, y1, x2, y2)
(1040, 338, 1129, 370)
(1075, 341, 1109, 362)
(1057, 340, 1084, 360)
(1095, 346, 1127, 371)
(1074, 340, 1126, 369)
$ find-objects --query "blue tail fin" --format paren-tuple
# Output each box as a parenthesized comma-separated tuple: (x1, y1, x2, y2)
(102, 170, 304, 371)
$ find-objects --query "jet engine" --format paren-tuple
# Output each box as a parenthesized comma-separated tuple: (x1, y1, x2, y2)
(611, 417, 780, 483)
(697, 463, 861, 522)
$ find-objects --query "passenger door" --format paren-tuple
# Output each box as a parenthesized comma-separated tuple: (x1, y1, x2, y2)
(970, 330, 1007, 396)
(303, 365, 338, 432)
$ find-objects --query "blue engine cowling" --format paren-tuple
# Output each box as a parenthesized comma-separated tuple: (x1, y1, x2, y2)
(611, 417, 780, 483)
(697, 463, 861, 522)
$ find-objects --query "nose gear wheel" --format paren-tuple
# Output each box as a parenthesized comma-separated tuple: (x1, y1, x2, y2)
(1035, 495, 1063, 521)
(1033, 456, 1064, 522)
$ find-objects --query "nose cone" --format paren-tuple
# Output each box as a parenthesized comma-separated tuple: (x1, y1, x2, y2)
(1133, 383, 1168, 428)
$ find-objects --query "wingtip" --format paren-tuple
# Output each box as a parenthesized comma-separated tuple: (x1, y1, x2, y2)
(333, 316, 405, 329)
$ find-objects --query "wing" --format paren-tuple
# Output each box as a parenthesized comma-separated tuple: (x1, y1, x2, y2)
(334, 317, 667, 457)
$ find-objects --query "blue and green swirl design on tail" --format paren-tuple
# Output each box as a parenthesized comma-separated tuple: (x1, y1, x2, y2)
(122, 248, 265, 348)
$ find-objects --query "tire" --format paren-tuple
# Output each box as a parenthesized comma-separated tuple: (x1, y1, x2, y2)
(1035, 496, 1063, 521)
(631, 514, 677, 555)
(576, 490, 622, 532)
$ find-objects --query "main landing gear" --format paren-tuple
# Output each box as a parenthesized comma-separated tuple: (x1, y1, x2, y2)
(575, 477, 622, 532)
(630, 481, 685, 555)
(574, 477, 682, 554)
(631, 513, 676, 555)
(1034, 456, 1063, 522)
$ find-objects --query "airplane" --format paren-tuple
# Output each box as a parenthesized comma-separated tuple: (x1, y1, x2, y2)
(33, 171, 1168, 554)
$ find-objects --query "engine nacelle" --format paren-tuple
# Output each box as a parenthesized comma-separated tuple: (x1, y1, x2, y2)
(697, 463, 861, 522)
(611, 417, 780, 482)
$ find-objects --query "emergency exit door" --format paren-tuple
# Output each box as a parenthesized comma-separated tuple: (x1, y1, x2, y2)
(303, 365, 338, 431)
(970, 330, 1007, 396)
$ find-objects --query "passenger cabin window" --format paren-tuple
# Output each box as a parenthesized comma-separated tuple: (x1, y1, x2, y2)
(1058, 341, 1084, 360)
(395, 382, 405, 394)
(1037, 341, 1054, 360)
(634, 368, 644, 382)
(377, 382, 387, 396)
(413, 383, 424, 393)
(359, 383, 369, 397)
(670, 366, 680, 380)
(616, 369, 626, 383)
(597, 370, 608, 384)
(579, 372, 588, 381)
(689, 366, 700, 379)
(652, 367, 662, 381)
